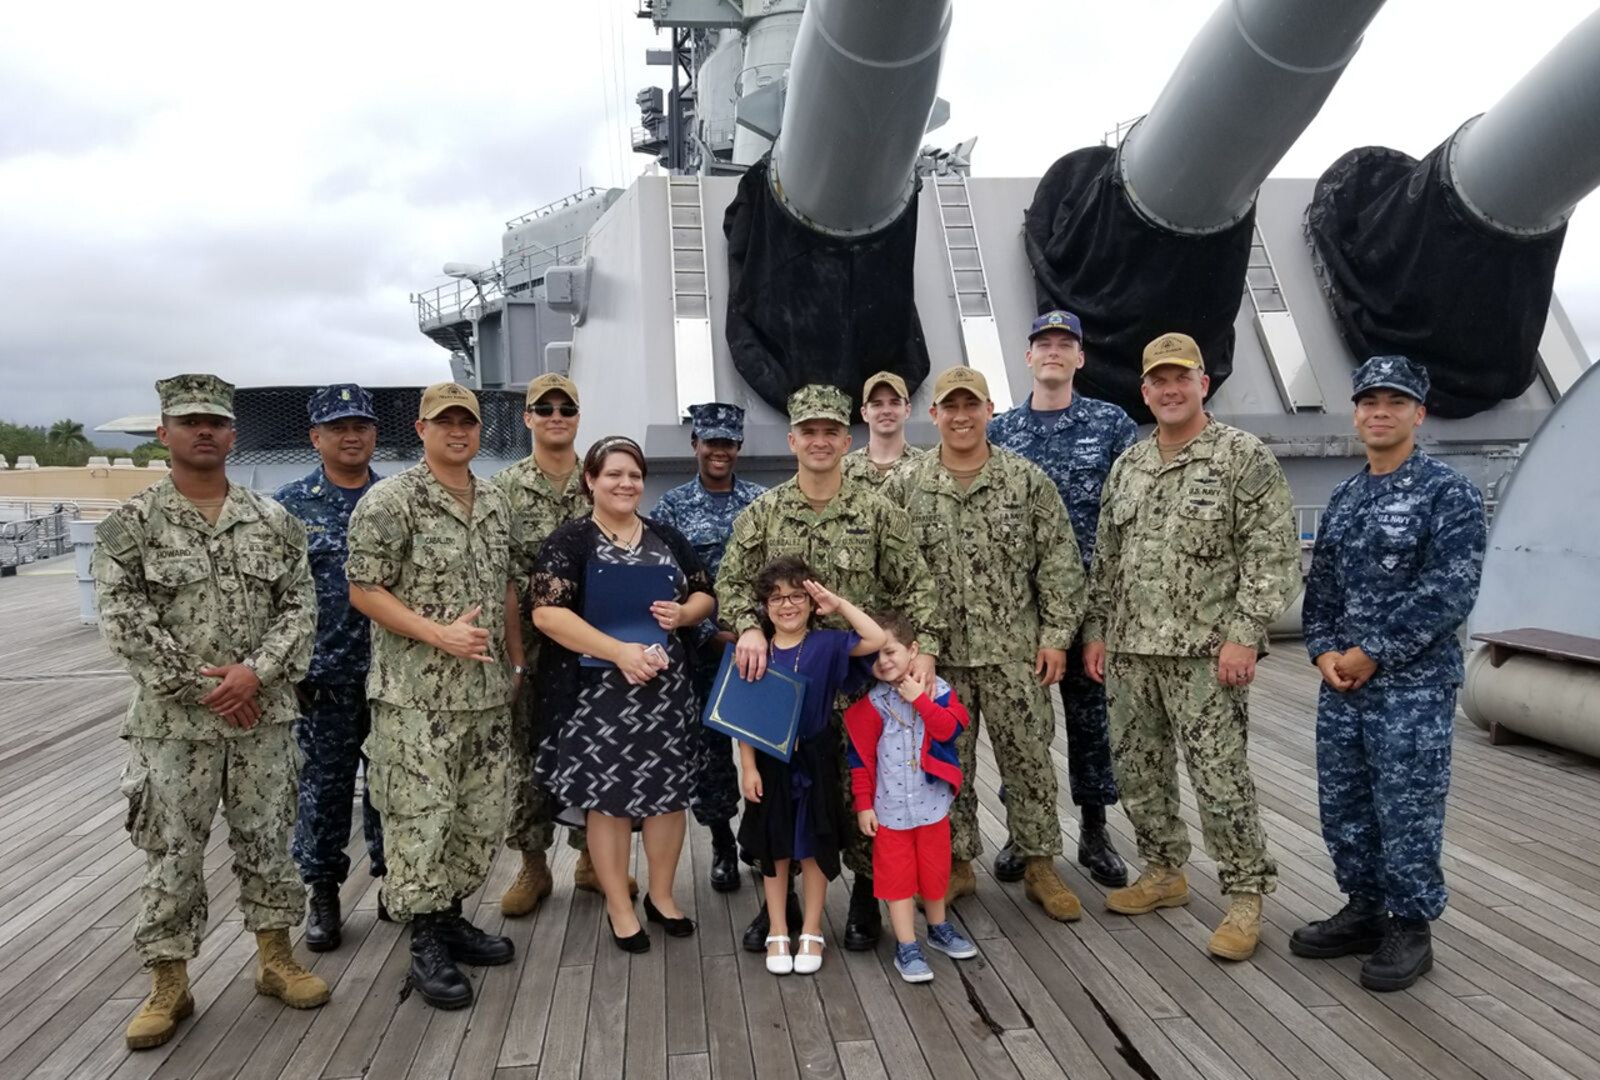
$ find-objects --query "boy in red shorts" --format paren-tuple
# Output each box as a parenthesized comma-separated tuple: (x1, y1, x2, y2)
(845, 611, 978, 982)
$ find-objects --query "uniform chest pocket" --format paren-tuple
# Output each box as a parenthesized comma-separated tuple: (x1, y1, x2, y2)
(237, 544, 288, 582)
(410, 542, 459, 574)
(305, 528, 342, 556)
(1173, 508, 1228, 558)
(832, 538, 873, 574)
(145, 553, 210, 588)
(1372, 534, 1421, 574)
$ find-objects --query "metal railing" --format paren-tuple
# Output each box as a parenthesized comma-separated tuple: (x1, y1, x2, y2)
(412, 237, 589, 329)
(505, 188, 604, 230)
(0, 505, 78, 568)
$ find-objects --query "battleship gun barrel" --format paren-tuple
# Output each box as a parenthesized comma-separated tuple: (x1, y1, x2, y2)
(1448, 7, 1600, 236)
(1120, 0, 1386, 234)
(768, 0, 952, 237)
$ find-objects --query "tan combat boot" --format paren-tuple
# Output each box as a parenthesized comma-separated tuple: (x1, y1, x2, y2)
(502, 850, 554, 917)
(1105, 865, 1189, 915)
(254, 929, 331, 1009)
(573, 850, 638, 897)
(1023, 857, 1082, 922)
(125, 960, 194, 1050)
(947, 860, 978, 901)
(1209, 894, 1263, 961)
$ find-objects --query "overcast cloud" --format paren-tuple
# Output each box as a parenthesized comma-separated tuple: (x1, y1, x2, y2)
(2, 0, 1597, 436)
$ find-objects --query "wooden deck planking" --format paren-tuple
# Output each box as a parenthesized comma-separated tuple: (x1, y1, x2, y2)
(4, 569, 1600, 1078)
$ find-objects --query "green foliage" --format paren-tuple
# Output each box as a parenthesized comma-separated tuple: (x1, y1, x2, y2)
(0, 419, 147, 468)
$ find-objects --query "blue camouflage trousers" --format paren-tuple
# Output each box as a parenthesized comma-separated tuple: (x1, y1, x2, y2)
(293, 683, 385, 884)
(690, 642, 740, 827)
(1058, 640, 1120, 807)
(1316, 682, 1454, 920)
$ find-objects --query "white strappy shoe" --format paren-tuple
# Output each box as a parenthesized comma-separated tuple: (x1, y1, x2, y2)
(794, 934, 825, 975)
(765, 936, 793, 975)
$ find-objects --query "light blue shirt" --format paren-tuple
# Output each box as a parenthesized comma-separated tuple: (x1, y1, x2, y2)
(869, 679, 955, 831)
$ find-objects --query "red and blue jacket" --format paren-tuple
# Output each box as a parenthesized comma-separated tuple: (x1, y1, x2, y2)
(844, 681, 969, 812)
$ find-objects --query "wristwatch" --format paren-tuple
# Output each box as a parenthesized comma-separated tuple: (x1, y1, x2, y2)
(512, 664, 525, 675)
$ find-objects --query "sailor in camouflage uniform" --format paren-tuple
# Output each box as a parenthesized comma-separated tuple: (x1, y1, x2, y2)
(493, 373, 602, 919)
(1291, 356, 1486, 992)
(346, 382, 521, 1011)
(988, 311, 1137, 889)
(650, 402, 765, 892)
(1083, 334, 1301, 961)
(95, 374, 329, 1051)
(717, 384, 944, 952)
(883, 366, 1088, 921)
(273, 383, 386, 952)
(841, 370, 927, 488)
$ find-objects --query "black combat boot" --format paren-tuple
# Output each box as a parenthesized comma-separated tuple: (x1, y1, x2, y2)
(1361, 917, 1433, 991)
(709, 821, 741, 894)
(844, 873, 882, 951)
(436, 899, 515, 966)
(409, 915, 473, 1010)
(1290, 898, 1388, 958)
(741, 878, 803, 952)
(305, 882, 341, 953)
(992, 839, 1026, 882)
(1076, 805, 1128, 888)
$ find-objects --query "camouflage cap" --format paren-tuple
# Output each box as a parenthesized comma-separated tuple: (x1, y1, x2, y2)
(526, 372, 580, 406)
(418, 381, 481, 421)
(786, 384, 852, 426)
(688, 402, 746, 442)
(157, 374, 235, 419)
(862, 370, 910, 402)
(1352, 355, 1429, 403)
(308, 383, 377, 424)
(1141, 332, 1205, 376)
(931, 366, 991, 404)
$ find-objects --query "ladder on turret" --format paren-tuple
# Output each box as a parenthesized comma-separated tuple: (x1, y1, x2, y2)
(932, 176, 1013, 410)
(668, 176, 716, 419)
(1247, 224, 1324, 412)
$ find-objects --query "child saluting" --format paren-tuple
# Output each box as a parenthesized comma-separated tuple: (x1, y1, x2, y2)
(737, 556, 885, 976)
(845, 610, 978, 983)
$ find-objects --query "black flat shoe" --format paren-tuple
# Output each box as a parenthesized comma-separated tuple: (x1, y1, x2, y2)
(609, 915, 652, 954)
(643, 894, 696, 938)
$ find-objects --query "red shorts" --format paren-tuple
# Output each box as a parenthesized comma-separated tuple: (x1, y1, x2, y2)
(872, 817, 952, 902)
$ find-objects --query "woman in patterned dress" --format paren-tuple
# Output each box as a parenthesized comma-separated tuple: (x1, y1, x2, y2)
(531, 437, 715, 952)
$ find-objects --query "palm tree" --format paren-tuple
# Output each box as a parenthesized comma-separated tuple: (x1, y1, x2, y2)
(47, 419, 90, 452)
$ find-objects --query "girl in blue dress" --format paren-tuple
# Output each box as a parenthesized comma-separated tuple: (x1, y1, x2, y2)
(736, 556, 884, 976)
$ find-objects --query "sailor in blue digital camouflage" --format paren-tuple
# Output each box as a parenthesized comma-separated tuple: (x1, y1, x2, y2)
(650, 401, 765, 892)
(1083, 334, 1301, 963)
(841, 370, 928, 488)
(492, 373, 596, 918)
(987, 310, 1139, 888)
(1291, 355, 1487, 992)
(273, 383, 386, 953)
(346, 381, 521, 1011)
(95, 374, 330, 1050)
(882, 366, 1088, 922)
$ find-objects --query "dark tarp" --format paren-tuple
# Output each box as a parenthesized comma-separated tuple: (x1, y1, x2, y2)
(723, 158, 929, 414)
(1306, 141, 1565, 418)
(1024, 145, 1253, 422)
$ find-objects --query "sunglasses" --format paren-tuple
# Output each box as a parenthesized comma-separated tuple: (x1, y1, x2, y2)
(527, 403, 579, 418)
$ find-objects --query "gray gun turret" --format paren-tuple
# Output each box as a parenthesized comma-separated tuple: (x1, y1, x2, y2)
(1308, 8, 1600, 416)
(1026, 0, 1387, 419)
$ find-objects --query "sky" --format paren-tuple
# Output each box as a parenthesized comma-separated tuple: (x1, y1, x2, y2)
(2, 0, 1597, 439)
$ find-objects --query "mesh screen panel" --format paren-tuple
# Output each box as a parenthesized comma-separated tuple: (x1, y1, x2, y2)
(230, 386, 531, 464)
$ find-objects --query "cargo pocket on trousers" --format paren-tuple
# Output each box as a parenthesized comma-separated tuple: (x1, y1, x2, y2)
(119, 763, 164, 852)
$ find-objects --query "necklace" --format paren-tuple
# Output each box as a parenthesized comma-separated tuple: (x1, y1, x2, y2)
(769, 629, 807, 671)
(598, 514, 642, 549)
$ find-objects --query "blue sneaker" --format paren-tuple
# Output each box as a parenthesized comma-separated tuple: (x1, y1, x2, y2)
(894, 941, 933, 983)
(926, 921, 978, 960)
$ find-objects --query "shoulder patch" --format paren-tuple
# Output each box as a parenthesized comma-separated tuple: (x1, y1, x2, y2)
(96, 513, 138, 557)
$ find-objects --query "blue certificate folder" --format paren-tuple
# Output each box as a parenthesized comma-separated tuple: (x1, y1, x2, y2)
(578, 562, 678, 668)
(700, 644, 808, 762)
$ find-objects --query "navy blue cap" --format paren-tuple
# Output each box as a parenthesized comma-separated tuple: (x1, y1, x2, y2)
(1029, 310, 1083, 341)
(688, 402, 746, 442)
(1351, 355, 1429, 404)
(308, 384, 378, 424)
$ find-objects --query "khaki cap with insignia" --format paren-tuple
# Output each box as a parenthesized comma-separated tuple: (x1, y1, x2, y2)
(525, 372, 580, 406)
(786, 384, 852, 426)
(1141, 332, 1205, 376)
(157, 374, 236, 419)
(419, 381, 482, 421)
(861, 370, 909, 402)
(931, 366, 991, 404)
